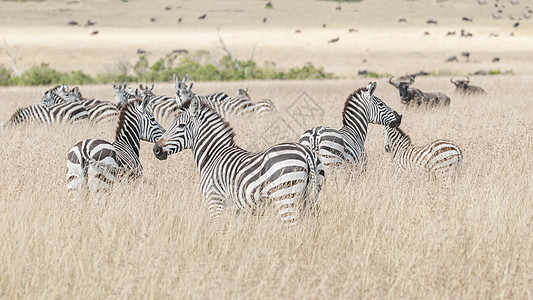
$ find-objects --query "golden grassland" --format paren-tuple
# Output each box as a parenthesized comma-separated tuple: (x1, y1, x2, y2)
(0, 76, 532, 298)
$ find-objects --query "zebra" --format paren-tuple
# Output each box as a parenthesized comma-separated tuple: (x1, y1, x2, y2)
(389, 76, 450, 106)
(153, 97, 325, 225)
(39, 84, 72, 105)
(383, 126, 463, 174)
(177, 82, 274, 118)
(7, 101, 88, 126)
(235, 88, 276, 115)
(66, 96, 165, 201)
(113, 82, 136, 109)
(298, 82, 402, 169)
(40, 86, 119, 124)
(136, 83, 182, 124)
(173, 73, 232, 105)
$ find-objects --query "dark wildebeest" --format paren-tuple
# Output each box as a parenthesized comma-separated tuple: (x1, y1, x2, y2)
(389, 76, 450, 107)
(450, 76, 486, 95)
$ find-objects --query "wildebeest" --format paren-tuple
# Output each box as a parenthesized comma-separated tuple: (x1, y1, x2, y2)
(389, 76, 450, 107)
(450, 76, 486, 95)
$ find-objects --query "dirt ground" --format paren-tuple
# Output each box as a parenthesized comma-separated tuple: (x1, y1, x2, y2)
(0, 0, 532, 77)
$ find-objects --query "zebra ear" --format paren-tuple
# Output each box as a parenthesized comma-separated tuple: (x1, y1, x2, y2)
(173, 73, 179, 83)
(150, 83, 154, 91)
(188, 82, 193, 91)
(189, 97, 200, 116)
(183, 74, 188, 84)
(141, 95, 150, 111)
(367, 81, 377, 95)
(123, 82, 127, 89)
(139, 83, 144, 90)
(113, 81, 117, 90)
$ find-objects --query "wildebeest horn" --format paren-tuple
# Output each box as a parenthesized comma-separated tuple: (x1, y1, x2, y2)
(408, 75, 415, 84)
(388, 76, 398, 86)
(465, 76, 470, 84)
(450, 77, 457, 84)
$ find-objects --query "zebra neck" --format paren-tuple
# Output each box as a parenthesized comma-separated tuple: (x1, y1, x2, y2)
(113, 112, 141, 159)
(389, 131, 411, 157)
(191, 117, 238, 172)
(339, 113, 369, 146)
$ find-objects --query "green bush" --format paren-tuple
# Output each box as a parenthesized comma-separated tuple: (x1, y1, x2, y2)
(0, 53, 336, 86)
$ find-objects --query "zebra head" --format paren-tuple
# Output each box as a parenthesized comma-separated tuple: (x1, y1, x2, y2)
(39, 86, 78, 105)
(129, 95, 165, 143)
(364, 82, 402, 128)
(389, 76, 415, 104)
(138, 83, 155, 98)
(236, 88, 250, 100)
(175, 81, 195, 106)
(173, 73, 189, 103)
(153, 97, 200, 160)
(383, 126, 411, 153)
(113, 82, 132, 109)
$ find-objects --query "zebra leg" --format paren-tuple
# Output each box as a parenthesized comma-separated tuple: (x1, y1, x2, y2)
(66, 146, 87, 201)
(87, 160, 116, 201)
(207, 193, 226, 226)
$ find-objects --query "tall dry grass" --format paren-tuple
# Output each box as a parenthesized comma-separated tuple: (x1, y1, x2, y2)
(0, 76, 532, 298)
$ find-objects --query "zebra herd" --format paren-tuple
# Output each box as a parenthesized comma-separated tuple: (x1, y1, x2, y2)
(5, 76, 463, 224)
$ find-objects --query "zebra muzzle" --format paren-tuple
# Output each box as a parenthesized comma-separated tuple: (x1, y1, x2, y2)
(153, 144, 168, 160)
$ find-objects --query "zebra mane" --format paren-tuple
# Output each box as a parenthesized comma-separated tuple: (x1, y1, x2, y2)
(115, 99, 139, 140)
(392, 126, 412, 145)
(341, 87, 367, 126)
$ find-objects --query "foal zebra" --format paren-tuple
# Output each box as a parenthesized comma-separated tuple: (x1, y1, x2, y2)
(153, 97, 324, 225)
(383, 126, 463, 173)
(7, 101, 88, 126)
(299, 82, 402, 168)
(66, 96, 164, 201)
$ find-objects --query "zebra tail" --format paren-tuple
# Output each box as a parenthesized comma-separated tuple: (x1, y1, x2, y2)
(304, 149, 324, 212)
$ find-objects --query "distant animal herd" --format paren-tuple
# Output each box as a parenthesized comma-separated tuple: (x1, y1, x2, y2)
(5, 73, 484, 224)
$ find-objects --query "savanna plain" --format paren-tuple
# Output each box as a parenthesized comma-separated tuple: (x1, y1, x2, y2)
(1, 0, 533, 298)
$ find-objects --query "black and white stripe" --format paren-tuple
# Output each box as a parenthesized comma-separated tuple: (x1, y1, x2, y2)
(136, 83, 181, 124)
(66, 96, 165, 201)
(153, 98, 324, 224)
(7, 101, 88, 126)
(383, 126, 463, 173)
(173, 74, 232, 105)
(235, 88, 275, 115)
(299, 82, 402, 168)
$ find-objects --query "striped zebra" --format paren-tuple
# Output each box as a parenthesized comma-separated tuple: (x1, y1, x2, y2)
(136, 83, 181, 124)
(113, 82, 136, 109)
(66, 96, 164, 201)
(173, 73, 232, 105)
(176, 82, 272, 118)
(39, 84, 72, 105)
(153, 97, 325, 224)
(383, 126, 463, 173)
(235, 88, 276, 115)
(7, 101, 88, 126)
(40, 86, 119, 123)
(71, 87, 120, 123)
(299, 82, 402, 168)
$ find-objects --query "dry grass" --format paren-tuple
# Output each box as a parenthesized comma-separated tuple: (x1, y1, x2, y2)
(0, 76, 532, 298)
